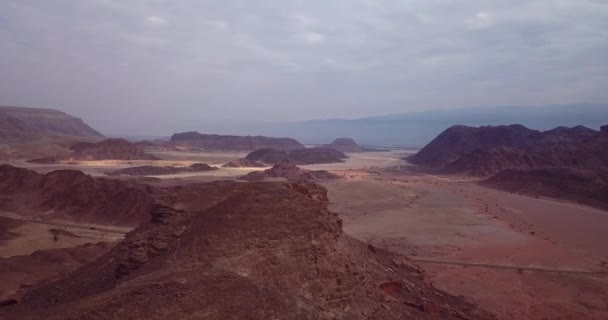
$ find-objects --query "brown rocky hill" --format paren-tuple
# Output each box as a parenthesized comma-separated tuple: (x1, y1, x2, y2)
(408, 124, 542, 168)
(0, 165, 155, 227)
(245, 148, 290, 163)
(409, 124, 608, 208)
(105, 163, 216, 176)
(323, 138, 363, 152)
(70, 138, 159, 160)
(0, 106, 103, 138)
(239, 160, 339, 181)
(410, 124, 603, 172)
(449, 131, 608, 177)
(482, 167, 608, 210)
(3, 181, 496, 320)
(169, 131, 305, 151)
(245, 147, 347, 165)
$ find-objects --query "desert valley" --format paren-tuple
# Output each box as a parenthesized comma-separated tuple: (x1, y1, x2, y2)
(0, 105, 606, 319)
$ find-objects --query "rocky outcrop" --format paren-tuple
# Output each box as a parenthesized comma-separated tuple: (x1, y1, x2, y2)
(245, 148, 290, 163)
(169, 131, 304, 151)
(105, 163, 217, 176)
(221, 159, 266, 168)
(0, 165, 155, 226)
(411, 124, 608, 207)
(601, 125, 608, 134)
(4, 181, 496, 320)
(0, 106, 103, 138)
(70, 139, 159, 160)
(408, 124, 542, 168)
(323, 138, 363, 152)
(245, 148, 347, 165)
(410, 124, 604, 173)
(239, 160, 339, 182)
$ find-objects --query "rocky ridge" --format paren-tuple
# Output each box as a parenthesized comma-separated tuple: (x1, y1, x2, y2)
(2, 181, 496, 320)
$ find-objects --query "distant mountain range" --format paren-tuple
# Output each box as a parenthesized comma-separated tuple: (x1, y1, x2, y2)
(254, 103, 608, 147)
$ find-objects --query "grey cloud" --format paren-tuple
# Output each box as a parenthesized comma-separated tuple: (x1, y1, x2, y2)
(0, 0, 607, 135)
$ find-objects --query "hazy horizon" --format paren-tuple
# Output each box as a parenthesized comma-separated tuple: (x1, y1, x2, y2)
(1, 1, 607, 136)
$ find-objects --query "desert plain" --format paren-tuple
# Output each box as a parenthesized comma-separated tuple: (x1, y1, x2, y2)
(2, 147, 606, 319)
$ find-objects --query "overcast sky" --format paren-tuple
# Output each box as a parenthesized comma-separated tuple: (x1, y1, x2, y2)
(1, 0, 607, 135)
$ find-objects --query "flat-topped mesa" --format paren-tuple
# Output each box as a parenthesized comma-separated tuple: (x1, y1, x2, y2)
(6, 181, 497, 320)
(0, 106, 103, 138)
(601, 125, 608, 134)
(70, 138, 159, 160)
(169, 131, 305, 151)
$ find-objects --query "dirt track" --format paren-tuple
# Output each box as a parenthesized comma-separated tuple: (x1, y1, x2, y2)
(413, 258, 607, 276)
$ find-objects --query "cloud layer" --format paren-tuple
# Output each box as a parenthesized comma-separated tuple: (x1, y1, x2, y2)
(1, 0, 607, 134)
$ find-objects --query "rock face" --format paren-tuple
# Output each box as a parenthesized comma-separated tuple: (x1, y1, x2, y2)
(3, 181, 496, 320)
(442, 146, 577, 177)
(239, 160, 339, 182)
(0, 106, 103, 138)
(169, 131, 305, 151)
(105, 163, 217, 176)
(245, 148, 347, 165)
(70, 139, 159, 160)
(482, 168, 608, 210)
(323, 138, 363, 152)
(0, 164, 155, 226)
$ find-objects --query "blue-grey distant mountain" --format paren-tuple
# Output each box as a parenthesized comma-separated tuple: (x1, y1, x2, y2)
(254, 104, 608, 147)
